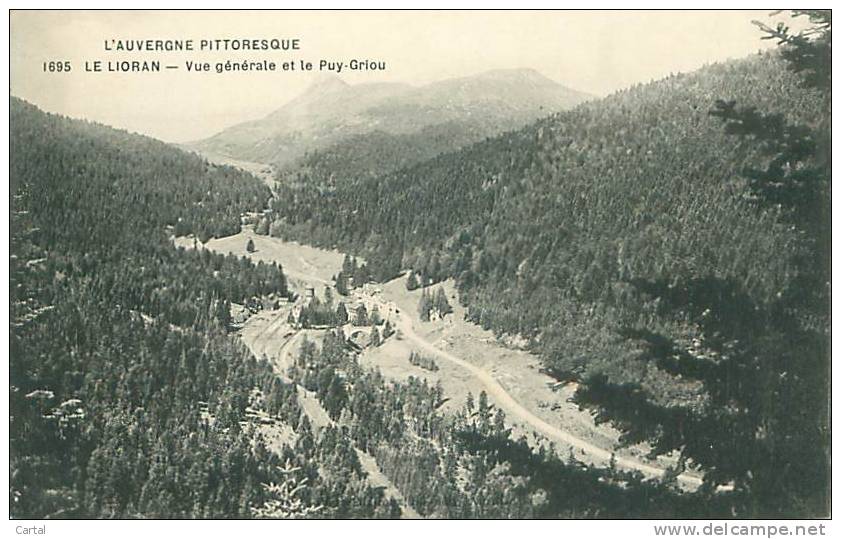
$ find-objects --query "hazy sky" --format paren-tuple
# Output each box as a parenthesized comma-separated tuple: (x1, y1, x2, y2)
(11, 10, 798, 142)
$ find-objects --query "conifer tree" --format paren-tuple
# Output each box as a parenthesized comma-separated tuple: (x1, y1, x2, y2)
(253, 461, 323, 518)
(369, 305, 383, 326)
(335, 273, 349, 296)
(335, 302, 349, 326)
(342, 254, 353, 275)
(433, 288, 452, 318)
(406, 271, 419, 291)
(418, 288, 433, 321)
(255, 217, 270, 235)
(269, 219, 283, 237)
(369, 328, 381, 348)
(382, 320, 394, 339)
(353, 304, 369, 326)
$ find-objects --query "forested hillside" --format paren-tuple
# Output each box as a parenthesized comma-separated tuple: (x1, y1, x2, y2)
(8, 97, 733, 520)
(265, 22, 830, 518)
(274, 120, 502, 188)
(8, 98, 398, 518)
(271, 52, 821, 354)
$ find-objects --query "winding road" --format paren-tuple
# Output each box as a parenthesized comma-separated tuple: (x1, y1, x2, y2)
(392, 310, 706, 489)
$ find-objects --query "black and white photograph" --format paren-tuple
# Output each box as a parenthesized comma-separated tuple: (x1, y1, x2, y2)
(7, 7, 832, 527)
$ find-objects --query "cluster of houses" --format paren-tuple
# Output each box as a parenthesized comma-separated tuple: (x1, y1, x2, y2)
(285, 283, 400, 352)
(286, 287, 316, 328)
(230, 292, 292, 327)
(350, 283, 399, 323)
(288, 284, 399, 326)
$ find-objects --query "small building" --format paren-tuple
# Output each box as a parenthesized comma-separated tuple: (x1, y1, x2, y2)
(341, 326, 371, 352)
(230, 303, 250, 325)
(288, 304, 304, 328)
(362, 283, 382, 296)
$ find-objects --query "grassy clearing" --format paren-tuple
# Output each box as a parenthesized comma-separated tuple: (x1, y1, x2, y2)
(200, 226, 346, 292)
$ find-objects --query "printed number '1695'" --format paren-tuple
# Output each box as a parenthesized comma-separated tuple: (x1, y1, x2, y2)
(43, 61, 72, 72)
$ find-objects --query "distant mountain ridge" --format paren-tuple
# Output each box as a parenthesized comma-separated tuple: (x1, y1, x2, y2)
(190, 68, 591, 167)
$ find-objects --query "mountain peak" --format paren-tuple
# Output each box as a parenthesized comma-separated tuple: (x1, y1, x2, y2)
(193, 67, 590, 165)
(470, 67, 554, 84)
(305, 75, 350, 94)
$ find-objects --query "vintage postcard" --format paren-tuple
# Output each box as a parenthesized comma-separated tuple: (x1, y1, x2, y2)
(8, 8, 832, 529)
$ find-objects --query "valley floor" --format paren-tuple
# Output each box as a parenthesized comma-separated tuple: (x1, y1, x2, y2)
(180, 228, 704, 497)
